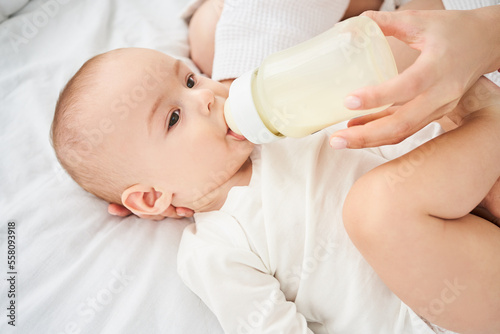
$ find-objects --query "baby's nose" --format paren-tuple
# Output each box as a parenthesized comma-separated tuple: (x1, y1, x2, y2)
(195, 89, 215, 115)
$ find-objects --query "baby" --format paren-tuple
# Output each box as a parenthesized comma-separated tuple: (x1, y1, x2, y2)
(51, 46, 500, 333)
(51, 48, 252, 214)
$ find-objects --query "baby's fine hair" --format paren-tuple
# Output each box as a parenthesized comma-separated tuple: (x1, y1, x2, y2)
(51, 51, 129, 205)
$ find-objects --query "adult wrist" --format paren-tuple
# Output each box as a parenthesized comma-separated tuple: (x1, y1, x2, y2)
(475, 5, 500, 74)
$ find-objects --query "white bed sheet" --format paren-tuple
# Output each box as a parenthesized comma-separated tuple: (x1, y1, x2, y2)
(0, 0, 223, 333)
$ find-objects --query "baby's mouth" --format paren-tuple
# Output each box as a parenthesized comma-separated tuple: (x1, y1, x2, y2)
(227, 127, 246, 141)
(223, 104, 246, 141)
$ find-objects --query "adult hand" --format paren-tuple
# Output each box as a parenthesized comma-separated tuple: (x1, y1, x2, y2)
(108, 203, 194, 220)
(329, 6, 500, 149)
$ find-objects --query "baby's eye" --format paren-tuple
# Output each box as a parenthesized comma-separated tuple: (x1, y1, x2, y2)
(167, 110, 180, 130)
(186, 74, 195, 88)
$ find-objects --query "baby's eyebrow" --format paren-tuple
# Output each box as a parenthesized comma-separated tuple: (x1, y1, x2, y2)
(148, 95, 163, 135)
(147, 59, 181, 135)
(173, 59, 181, 77)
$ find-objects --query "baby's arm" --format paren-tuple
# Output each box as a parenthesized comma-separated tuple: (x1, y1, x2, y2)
(341, 0, 384, 20)
(343, 77, 500, 333)
(178, 216, 313, 333)
(188, 0, 223, 77)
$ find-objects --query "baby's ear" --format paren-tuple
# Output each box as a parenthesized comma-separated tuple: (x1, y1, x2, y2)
(121, 184, 172, 216)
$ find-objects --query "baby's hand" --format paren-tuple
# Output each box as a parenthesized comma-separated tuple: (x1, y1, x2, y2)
(107, 203, 194, 220)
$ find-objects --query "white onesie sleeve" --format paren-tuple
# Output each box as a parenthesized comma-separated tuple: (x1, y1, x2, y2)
(177, 211, 313, 334)
(211, 0, 350, 81)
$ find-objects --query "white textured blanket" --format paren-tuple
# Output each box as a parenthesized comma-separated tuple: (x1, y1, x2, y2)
(0, 1, 222, 333)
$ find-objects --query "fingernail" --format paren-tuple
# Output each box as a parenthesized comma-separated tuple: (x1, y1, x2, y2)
(345, 96, 362, 109)
(330, 137, 347, 150)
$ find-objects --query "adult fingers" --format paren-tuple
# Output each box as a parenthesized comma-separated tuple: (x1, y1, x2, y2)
(346, 52, 437, 110)
(137, 214, 165, 221)
(361, 10, 424, 43)
(108, 203, 165, 221)
(332, 94, 444, 148)
(109, 203, 192, 220)
(176, 207, 195, 218)
(160, 205, 194, 219)
(346, 107, 397, 127)
(108, 203, 132, 217)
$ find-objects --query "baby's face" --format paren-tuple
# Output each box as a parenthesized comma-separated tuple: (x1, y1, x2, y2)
(93, 48, 254, 211)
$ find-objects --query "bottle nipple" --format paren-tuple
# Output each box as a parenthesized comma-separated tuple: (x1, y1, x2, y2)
(224, 98, 244, 136)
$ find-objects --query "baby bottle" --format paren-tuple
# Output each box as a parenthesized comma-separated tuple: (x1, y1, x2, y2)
(224, 16, 398, 144)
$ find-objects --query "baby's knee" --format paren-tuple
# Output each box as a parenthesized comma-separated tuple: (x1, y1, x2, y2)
(343, 168, 412, 251)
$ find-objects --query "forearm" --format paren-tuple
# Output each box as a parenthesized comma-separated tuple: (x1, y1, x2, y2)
(346, 78, 500, 223)
(476, 5, 500, 74)
(394, 106, 500, 219)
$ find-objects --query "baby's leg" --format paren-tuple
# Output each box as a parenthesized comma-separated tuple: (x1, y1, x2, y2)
(473, 178, 500, 227)
(343, 78, 500, 334)
(478, 177, 500, 225)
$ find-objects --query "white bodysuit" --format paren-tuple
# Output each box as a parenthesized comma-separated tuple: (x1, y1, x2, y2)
(178, 124, 450, 334)
(177, 1, 498, 332)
